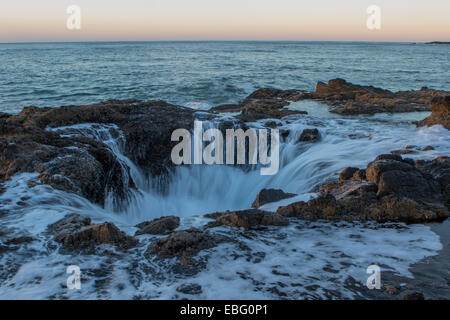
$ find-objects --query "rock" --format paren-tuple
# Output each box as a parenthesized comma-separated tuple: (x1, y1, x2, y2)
(210, 209, 289, 229)
(403, 292, 425, 300)
(49, 215, 137, 250)
(209, 88, 308, 121)
(1, 100, 195, 206)
(176, 283, 203, 295)
(415, 96, 450, 130)
(148, 228, 225, 257)
(61, 222, 138, 250)
(298, 128, 320, 142)
(4, 236, 35, 245)
(135, 216, 180, 235)
(277, 194, 342, 220)
(251, 188, 296, 208)
(312, 79, 448, 114)
(339, 167, 359, 182)
(277, 154, 449, 223)
(48, 213, 92, 243)
(385, 285, 400, 295)
(366, 157, 443, 204)
(352, 169, 366, 181)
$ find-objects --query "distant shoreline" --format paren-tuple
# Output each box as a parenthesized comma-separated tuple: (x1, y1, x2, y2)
(425, 41, 450, 45)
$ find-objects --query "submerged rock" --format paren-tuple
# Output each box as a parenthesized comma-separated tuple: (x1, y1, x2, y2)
(148, 228, 226, 257)
(251, 188, 296, 208)
(298, 128, 320, 142)
(415, 96, 450, 130)
(206, 209, 289, 229)
(176, 283, 203, 295)
(135, 216, 180, 235)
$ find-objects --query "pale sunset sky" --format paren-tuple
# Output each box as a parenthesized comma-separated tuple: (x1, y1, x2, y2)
(1, 0, 449, 42)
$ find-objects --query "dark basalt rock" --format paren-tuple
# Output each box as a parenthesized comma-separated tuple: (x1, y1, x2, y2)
(311, 78, 448, 114)
(135, 216, 180, 235)
(277, 154, 449, 223)
(251, 188, 296, 208)
(339, 167, 359, 182)
(0, 100, 195, 206)
(148, 228, 226, 257)
(415, 96, 450, 130)
(176, 283, 203, 295)
(206, 209, 289, 229)
(210, 88, 308, 121)
(49, 214, 137, 251)
(298, 128, 320, 142)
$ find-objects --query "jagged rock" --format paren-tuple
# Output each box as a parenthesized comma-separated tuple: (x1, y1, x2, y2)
(251, 188, 296, 208)
(277, 155, 449, 223)
(339, 167, 359, 182)
(4, 236, 35, 245)
(176, 283, 203, 295)
(148, 228, 225, 257)
(298, 128, 320, 142)
(135, 216, 180, 235)
(59, 222, 138, 250)
(385, 285, 400, 295)
(207, 209, 289, 229)
(403, 292, 425, 300)
(312, 78, 448, 114)
(415, 96, 450, 130)
(48, 213, 92, 243)
(366, 156, 442, 204)
(49, 214, 137, 250)
(210, 88, 308, 121)
(0, 100, 194, 206)
(277, 194, 342, 220)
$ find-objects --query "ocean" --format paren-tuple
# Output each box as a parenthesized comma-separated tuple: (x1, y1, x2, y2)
(0, 41, 449, 299)
(0, 41, 449, 114)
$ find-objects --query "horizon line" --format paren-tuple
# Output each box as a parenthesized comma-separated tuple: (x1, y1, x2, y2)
(0, 39, 444, 45)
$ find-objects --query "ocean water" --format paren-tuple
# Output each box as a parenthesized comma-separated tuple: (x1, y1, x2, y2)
(0, 42, 449, 299)
(0, 41, 449, 114)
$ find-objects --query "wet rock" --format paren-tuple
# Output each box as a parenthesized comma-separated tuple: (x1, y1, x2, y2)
(148, 228, 225, 257)
(366, 156, 442, 204)
(415, 96, 450, 130)
(277, 194, 342, 220)
(251, 188, 296, 208)
(135, 216, 180, 235)
(1, 100, 195, 206)
(278, 154, 449, 223)
(210, 209, 289, 229)
(210, 88, 308, 121)
(403, 292, 425, 300)
(339, 167, 359, 182)
(60, 222, 138, 250)
(176, 283, 203, 295)
(48, 213, 92, 243)
(298, 128, 320, 142)
(49, 215, 137, 250)
(4, 236, 35, 245)
(312, 78, 448, 114)
(385, 285, 400, 295)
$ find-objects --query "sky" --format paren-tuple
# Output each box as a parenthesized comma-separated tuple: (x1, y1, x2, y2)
(1, 0, 449, 42)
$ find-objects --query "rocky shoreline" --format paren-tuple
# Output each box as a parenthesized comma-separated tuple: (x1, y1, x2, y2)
(0, 79, 449, 299)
